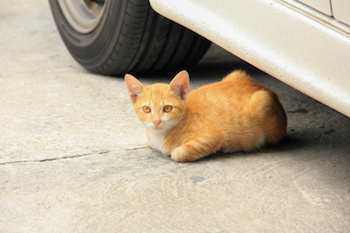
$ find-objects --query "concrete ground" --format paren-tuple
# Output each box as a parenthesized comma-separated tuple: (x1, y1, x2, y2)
(1, 0, 349, 232)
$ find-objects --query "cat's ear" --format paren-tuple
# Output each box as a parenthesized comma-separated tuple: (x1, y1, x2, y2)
(170, 70, 190, 100)
(125, 74, 144, 103)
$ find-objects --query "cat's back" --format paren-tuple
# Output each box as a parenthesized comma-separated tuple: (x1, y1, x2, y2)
(186, 71, 264, 112)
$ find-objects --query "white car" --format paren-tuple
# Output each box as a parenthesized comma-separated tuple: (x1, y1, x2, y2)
(49, 0, 350, 117)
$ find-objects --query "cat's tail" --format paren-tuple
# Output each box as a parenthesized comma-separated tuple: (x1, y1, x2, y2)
(222, 70, 253, 82)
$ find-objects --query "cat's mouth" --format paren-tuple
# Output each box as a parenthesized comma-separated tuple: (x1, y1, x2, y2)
(148, 124, 166, 132)
(145, 121, 168, 132)
(152, 125, 162, 130)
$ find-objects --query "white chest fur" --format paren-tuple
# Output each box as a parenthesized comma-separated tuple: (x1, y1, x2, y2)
(146, 129, 168, 154)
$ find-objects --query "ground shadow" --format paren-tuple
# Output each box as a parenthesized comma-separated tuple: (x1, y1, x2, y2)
(138, 44, 265, 81)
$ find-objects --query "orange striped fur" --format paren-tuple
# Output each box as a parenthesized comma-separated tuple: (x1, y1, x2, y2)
(125, 70, 287, 162)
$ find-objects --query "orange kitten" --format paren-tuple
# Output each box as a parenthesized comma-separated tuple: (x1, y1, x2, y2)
(125, 70, 287, 162)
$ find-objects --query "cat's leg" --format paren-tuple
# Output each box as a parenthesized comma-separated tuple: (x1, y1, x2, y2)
(170, 132, 224, 162)
(145, 132, 152, 148)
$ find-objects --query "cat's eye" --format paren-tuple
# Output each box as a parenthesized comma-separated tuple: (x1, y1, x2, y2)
(142, 106, 151, 113)
(163, 105, 173, 113)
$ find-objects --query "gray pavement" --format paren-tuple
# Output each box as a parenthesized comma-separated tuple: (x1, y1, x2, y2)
(1, 0, 350, 232)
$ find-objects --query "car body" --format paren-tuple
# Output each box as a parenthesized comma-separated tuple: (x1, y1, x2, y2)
(150, 0, 350, 117)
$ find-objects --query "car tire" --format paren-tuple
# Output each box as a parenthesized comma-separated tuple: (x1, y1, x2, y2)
(49, 0, 211, 76)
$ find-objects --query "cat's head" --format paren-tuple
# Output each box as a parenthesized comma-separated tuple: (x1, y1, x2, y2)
(125, 70, 190, 133)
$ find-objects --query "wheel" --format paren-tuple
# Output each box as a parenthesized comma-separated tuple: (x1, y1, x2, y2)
(49, 0, 211, 76)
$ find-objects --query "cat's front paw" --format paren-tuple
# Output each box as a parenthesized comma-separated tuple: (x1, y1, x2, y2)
(171, 146, 202, 162)
(171, 147, 189, 162)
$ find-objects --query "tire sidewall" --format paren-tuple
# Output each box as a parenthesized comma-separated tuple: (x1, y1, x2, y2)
(50, 0, 124, 66)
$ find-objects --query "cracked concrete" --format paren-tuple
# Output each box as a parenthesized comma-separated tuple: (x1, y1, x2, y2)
(1, 0, 350, 232)
(0, 150, 110, 165)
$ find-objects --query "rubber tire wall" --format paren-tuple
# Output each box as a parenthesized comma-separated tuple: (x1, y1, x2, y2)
(49, 0, 211, 76)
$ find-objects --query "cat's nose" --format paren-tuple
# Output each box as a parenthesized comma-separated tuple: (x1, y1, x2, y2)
(152, 119, 161, 127)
